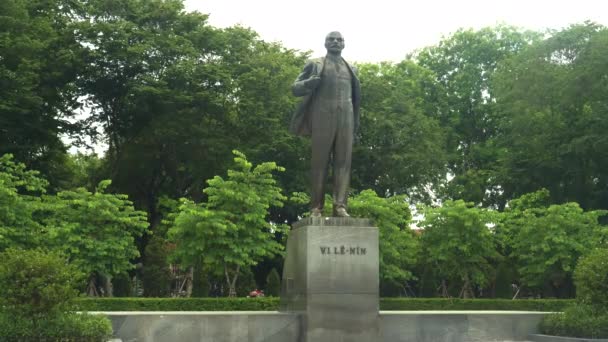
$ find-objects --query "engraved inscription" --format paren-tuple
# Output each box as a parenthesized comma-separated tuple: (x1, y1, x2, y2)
(320, 245, 367, 255)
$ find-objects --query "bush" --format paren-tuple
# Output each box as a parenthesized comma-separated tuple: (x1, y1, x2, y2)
(0, 312, 112, 342)
(539, 247, 608, 338)
(0, 248, 112, 341)
(541, 304, 608, 339)
(73, 297, 573, 312)
(0, 248, 82, 317)
(573, 248, 608, 309)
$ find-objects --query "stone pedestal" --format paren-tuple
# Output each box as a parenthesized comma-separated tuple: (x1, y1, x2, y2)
(280, 217, 380, 342)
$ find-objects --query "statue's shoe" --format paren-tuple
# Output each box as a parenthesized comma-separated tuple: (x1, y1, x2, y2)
(310, 208, 323, 217)
(333, 207, 350, 217)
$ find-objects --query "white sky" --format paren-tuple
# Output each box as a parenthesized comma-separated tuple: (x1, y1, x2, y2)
(184, 0, 608, 63)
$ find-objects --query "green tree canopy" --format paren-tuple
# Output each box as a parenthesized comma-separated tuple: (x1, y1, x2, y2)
(419, 200, 499, 298)
(74, 0, 308, 233)
(168, 151, 288, 297)
(492, 22, 608, 209)
(354, 61, 447, 201)
(416, 26, 540, 205)
(43, 180, 149, 290)
(499, 190, 607, 296)
(0, 154, 48, 250)
(0, 0, 86, 188)
(349, 190, 418, 286)
(0, 154, 148, 294)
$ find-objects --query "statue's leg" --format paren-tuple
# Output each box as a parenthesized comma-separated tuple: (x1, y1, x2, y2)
(332, 106, 354, 211)
(311, 111, 336, 212)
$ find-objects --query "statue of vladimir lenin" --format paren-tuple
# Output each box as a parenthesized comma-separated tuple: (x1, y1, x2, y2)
(289, 31, 361, 218)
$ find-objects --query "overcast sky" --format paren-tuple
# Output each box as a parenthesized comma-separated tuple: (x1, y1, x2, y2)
(184, 0, 608, 63)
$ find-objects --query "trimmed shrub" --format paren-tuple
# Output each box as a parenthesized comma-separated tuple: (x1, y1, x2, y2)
(73, 297, 573, 312)
(380, 298, 572, 312)
(265, 268, 281, 297)
(74, 297, 280, 311)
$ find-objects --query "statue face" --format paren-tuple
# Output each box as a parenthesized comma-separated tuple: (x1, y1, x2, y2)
(324, 31, 345, 54)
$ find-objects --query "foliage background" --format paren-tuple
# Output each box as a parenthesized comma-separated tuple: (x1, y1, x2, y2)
(1, 0, 607, 300)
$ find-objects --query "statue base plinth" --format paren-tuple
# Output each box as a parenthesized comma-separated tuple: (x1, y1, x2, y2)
(280, 217, 380, 342)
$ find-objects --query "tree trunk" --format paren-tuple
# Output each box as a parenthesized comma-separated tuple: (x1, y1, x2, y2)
(224, 264, 240, 297)
(440, 279, 449, 298)
(185, 266, 194, 297)
(461, 274, 475, 299)
(103, 274, 113, 297)
(87, 274, 99, 297)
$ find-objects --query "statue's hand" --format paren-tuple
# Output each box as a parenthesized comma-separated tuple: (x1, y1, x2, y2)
(305, 76, 321, 90)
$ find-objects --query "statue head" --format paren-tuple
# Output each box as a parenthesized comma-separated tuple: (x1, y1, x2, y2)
(324, 31, 345, 55)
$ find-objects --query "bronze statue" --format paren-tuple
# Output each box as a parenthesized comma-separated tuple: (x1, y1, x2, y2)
(290, 31, 361, 217)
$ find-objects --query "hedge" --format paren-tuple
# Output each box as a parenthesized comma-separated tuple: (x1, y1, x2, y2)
(380, 298, 573, 311)
(74, 297, 574, 312)
(74, 297, 280, 311)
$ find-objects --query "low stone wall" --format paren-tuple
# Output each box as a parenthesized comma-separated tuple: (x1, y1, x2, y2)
(104, 311, 300, 342)
(99, 310, 549, 342)
(382, 311, 547, 342)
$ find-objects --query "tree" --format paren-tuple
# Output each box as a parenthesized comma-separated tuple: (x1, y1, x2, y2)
(142, 236, 172, 297)
(43, 180, 149, 296)
(0, 154, 48, 251)
(500, 190, 607, 297)
(74, 0, 228, 232)
(0, 0, 87, 189)
(191, 260, 211, 298)
(349, 190, 418, 289)
(75, 0, 308, 237)
(416, 26, 540, 206)
(0, 154, 148, 295)
(168, 151, 288, 297)
(419, 200, 499, 298)
(354, 61, 447, 201)
(216, 29, 308, 224)
(265, 268, 281, 297)
(492, 23, 608, 210)
(236, 267, 258, 297)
